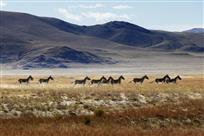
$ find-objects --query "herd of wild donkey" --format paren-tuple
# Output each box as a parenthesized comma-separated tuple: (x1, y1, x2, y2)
(18, 74, 182, 85)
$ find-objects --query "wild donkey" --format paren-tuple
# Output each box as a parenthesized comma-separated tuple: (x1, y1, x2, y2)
(132, 75, 149, 84)
(155, 74, 170, 84)
(100, 76, 113, 84)
(110, 75, 125, 85)
(166, 75, 182, 83)
(39, 76, 54, 84)
(74, 76, 91, 85)
(18, 75, 33, 84)
(91, 76, 106, 85)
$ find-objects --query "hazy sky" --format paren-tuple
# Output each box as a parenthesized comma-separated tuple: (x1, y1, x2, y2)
(0, 0, 203, 31)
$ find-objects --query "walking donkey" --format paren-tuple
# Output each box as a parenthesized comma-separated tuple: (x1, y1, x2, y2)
(39, 76, 54, 84)
(155, 74, 171, 84)
(18, 75, 33, 84)
(74, 76, 91, 85)
(166, 75, 182, 84)
(91, 76, 107, 85)
(110, 75, 125, 85)
(131, 75, 149, 84)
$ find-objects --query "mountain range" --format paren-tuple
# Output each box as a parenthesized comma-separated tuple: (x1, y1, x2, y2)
(184, 28, 204, 33)
(0, 11, 204, 68)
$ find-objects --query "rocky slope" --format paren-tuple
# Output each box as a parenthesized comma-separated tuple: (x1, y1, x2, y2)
(1, 11, 204, 68)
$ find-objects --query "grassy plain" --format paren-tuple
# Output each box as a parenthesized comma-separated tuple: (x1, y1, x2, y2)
(0, 75, 203, 136)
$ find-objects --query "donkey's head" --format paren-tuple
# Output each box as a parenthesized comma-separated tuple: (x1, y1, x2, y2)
(119, 75, 125, 80)
(108, 76, 114, 81)
(28, 75, 33, 80)
(176, 75, 182, 80)
(100, 76, 107, 81)
(144, 75, 149, 79)
(164, 74, 170, 80)
(85, 76, 91, 80)
(48, 76, 54, 80)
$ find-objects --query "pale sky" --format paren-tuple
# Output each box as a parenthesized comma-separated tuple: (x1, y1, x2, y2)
(0, 0, 203, 31)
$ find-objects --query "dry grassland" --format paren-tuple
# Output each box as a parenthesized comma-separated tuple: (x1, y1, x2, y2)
(0, 75, 203, 136)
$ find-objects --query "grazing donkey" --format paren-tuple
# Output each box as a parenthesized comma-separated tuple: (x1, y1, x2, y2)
(39, 76, 54, 84)
(166, 75, 182, 84)
(132, 75, 149, 84)
(110, 75, 125, 85)
(74, 76, 91, 85)
(155, 74, 170, 84)
(100, 76, 113, 84)
(91, 76, 107, 85)
(18, 75, 33, 84)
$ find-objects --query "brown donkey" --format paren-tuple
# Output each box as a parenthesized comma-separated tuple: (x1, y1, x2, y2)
(18, 75, 33, 84)
(166, 75, 182, 83)
(100, 76, 113, 84)
(74, 76, 91, 85)
(155, 74, 170, 84)
(110, 75, 125, 85)
(91, 76, 107, 85)
(132, 75, 149, 84)
(39, 76, 54, 84)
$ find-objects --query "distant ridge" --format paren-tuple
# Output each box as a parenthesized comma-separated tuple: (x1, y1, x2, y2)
(0, 11, 204, 68)
(184, 28, 204, 33)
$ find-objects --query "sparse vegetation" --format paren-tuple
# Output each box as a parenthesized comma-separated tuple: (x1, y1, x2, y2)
(94, 109, 105, 117)
(0, 100, 204, 136)
(0, 75, 203, 135)
(84, 116, 91, 125)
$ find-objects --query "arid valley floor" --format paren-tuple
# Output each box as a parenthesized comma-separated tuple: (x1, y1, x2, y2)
(0, 73, 203, 136)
